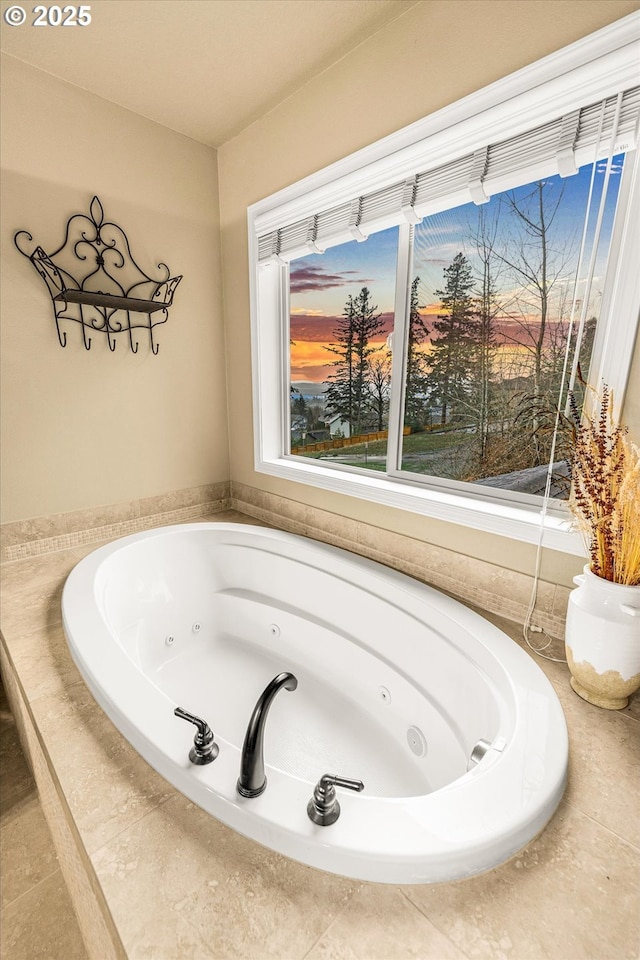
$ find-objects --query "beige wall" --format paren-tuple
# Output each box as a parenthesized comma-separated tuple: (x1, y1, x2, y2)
(1, 54, 228, 523)
(218, 0, 640, 588)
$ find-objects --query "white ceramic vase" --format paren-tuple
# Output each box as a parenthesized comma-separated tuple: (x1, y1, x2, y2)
(565, 565, 640, 709)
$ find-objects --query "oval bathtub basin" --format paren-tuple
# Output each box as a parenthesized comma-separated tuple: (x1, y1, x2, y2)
(62, 523, 568, 883)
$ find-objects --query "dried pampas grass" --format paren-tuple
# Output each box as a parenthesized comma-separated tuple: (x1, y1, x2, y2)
(569, 384, 640, 585)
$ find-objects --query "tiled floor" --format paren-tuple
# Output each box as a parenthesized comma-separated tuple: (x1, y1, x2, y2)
(0, 678, 87, 959)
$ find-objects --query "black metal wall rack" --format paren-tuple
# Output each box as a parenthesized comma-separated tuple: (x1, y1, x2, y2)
(14, 196, 182, 354)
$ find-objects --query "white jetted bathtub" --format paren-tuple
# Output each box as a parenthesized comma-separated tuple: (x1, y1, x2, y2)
(62, 522, 568, 883)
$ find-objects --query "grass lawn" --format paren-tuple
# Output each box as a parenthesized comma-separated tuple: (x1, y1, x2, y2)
(297, 426, 474, 475)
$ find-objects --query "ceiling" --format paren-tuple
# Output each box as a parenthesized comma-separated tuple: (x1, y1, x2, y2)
(0, 0, 417, 147)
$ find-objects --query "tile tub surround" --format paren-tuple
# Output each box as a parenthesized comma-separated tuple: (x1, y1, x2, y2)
(0, 513, 638, 960)
(2, 479, 570, 638)
(0, 481, 231, 562)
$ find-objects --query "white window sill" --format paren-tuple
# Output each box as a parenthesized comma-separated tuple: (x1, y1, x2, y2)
(259, 455, 585, 555)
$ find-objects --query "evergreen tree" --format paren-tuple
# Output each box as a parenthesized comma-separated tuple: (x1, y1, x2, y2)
(325, 287, 386, 435)
(291, 392, 307, 417)
(403, 277, 430, 425)
(324, 294, 356, 431)
(428, 253, 477, 425)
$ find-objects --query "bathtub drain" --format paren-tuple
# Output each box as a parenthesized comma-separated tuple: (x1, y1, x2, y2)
(467, 738, 492, 770)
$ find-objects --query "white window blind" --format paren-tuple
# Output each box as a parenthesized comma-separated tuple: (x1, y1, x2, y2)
(257, 86, 640, 264)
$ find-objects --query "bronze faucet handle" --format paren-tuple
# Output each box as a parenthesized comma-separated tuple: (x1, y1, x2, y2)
(174, 706, 219, 765)
(307, 773, 364, 825)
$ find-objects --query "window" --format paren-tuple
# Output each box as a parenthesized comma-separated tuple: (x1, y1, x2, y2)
(249, 16, 640, 552)
(289, 228, 398, 472)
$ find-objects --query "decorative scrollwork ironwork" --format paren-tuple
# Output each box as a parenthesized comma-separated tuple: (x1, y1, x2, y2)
(14, 196, 182, 354)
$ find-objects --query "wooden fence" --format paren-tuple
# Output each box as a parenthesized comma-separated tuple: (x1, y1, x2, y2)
(291, 427, 409, 455)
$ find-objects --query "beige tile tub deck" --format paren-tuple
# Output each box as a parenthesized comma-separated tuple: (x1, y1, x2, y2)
(1, 512, 639, 960)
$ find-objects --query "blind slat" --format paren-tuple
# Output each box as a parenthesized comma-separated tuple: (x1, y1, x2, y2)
(258, 86, 640, 263)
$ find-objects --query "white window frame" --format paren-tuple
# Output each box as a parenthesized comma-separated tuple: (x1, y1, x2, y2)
(248, 14, 640, 554)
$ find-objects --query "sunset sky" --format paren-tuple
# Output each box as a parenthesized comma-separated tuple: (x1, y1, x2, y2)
(289, 156, 623, 384)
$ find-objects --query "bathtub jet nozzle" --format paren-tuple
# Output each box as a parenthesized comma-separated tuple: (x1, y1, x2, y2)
(236, 671, 298, 798)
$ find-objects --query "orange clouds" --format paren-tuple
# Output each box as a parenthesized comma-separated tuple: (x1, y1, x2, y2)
(290, 338, 391, 382)
(290, 339, 357, 382)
